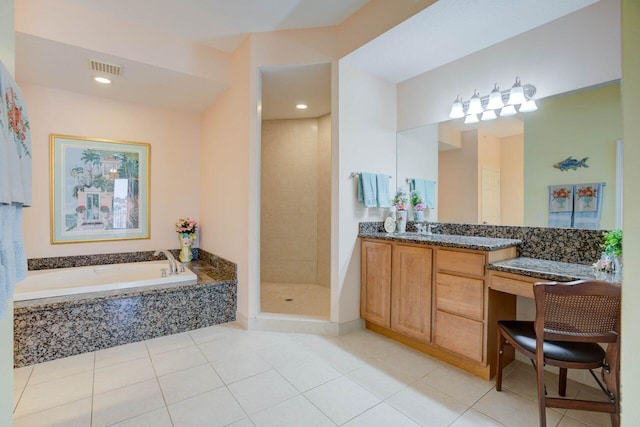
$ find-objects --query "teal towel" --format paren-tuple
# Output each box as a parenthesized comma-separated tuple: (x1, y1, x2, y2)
(412, 179, 436, 208)
(358, 173, 377, 207)
(376, 174, 390, 207)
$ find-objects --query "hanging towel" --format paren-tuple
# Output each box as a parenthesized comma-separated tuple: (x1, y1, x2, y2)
(376, 174, 390, 207)
(548, 184, 573, 228)
(0, 61, 32, 207)
(358, 173, 378, 207)
(573, 183, 603, 229)
(411, 179, 436, 209)
(0, 59, 31, 318)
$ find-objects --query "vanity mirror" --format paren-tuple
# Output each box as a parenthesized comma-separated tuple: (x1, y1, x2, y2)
(396, 81, 622, 230)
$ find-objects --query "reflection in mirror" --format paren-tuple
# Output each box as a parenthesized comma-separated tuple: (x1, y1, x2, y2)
(397, 81, 622, 230)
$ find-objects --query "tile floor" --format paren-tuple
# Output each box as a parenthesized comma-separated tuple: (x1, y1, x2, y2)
(12, 323, 613, 427)
(260, 283, 330, 319)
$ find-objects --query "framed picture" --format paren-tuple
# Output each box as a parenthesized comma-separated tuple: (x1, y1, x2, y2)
(50, 134, 150, 244)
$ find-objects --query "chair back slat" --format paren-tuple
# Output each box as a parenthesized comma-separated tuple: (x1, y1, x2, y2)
(534, 280, 621, 343)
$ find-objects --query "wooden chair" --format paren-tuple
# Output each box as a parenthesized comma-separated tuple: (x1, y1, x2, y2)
(495, 280, 621, 427)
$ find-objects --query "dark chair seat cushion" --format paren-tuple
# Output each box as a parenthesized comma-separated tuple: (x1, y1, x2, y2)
(498, 320, 605, 364)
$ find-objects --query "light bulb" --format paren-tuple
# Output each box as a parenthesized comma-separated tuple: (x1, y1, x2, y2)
(507, 77, 526, 105)
(486, 83, 504, 110)
(464, 114, 479, 124)
(500, 105, 517, 117)
(467, 90, 483, 115)
(481, 110, 497, 121)
(449, 96, 465, 119)
(519, 99, 538, 112)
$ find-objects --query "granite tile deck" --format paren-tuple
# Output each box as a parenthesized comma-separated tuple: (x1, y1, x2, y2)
(359, 231, 521, 251)
(487, 257, 620, 283)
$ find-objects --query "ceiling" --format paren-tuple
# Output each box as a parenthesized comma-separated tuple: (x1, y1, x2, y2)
(345, 0, 598, 83)
(14, 0, 599, 114)
(64, 0, 371, 53)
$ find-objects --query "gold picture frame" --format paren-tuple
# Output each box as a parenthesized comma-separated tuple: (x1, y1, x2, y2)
(50, 134, 150, 244)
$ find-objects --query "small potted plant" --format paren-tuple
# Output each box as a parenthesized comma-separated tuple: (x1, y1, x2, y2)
(391, 188, 408, 232)
(602, 229, 622, 272)
(410, 190, 425, 221)
(176, 217, 198, 262)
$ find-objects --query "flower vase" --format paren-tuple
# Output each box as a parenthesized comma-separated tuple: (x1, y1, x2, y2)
(396, 210, 407, 233)
(179, 233, 194, 263)
(413, 210, 424, 222)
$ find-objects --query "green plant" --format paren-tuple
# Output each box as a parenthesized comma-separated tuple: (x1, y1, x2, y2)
(602, 229, 622, 257)
(391, 188, 408, 210)
(410, 190, 423, 207)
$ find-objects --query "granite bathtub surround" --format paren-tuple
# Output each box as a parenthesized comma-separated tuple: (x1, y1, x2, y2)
(359, 221, 606, 265)
(14, 249, 237, 367)
(27, 248, 199, 271)
(488, 257, 621, 284)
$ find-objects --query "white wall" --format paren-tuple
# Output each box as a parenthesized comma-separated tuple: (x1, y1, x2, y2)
(0, 0, 14, 423)
(397, 0, 621, 131)
(621, 0, 640, 423)
(20, 84, 201, 258)
(396, 124, 438, 222)
(337, 61, 396, 323)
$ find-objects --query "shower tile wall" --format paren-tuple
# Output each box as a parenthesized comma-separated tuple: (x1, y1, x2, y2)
(261, 116, 331, 286)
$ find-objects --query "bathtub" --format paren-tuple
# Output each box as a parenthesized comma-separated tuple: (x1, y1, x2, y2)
(15, 260, 197, 301)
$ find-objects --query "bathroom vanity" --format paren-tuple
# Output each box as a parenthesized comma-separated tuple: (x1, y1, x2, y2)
(359, 232, 520, 379)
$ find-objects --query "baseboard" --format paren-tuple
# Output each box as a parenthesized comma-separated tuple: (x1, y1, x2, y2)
(337, 318, 365, 335)
(235, 311, 249, 330)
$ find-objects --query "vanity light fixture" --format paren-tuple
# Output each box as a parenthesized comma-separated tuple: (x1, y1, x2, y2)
(296, 103, 308, 110)
(94, 76, 111, 84)
(448, 77, 537, 124)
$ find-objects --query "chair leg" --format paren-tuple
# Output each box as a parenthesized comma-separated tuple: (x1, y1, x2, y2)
(558, 368, 567, 397)
(536, 356, 547, 427)
(496, 329, 505, 391)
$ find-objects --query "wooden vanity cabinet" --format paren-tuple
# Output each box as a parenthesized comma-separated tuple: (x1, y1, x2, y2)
(391, 245, 432, 342)
(360, 240, 392, 327)
(361, 238, 516, 379)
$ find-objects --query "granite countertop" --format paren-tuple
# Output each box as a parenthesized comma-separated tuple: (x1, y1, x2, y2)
(14, 259, 237, 310)
(359, 231, 521, 251)
(488, 257, 621, 284)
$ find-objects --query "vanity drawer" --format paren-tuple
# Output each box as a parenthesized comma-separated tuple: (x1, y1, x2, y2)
(489, 274, 535, 298)
(436, 273, 484, 320)
(437, 249, 486, 276)
(435, 310, 483, 362)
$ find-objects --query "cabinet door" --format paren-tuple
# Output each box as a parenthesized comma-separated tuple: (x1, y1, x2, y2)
(435, 310, 484, 362)
(391, 245, 433, 342)
(361, 240, 392, 327)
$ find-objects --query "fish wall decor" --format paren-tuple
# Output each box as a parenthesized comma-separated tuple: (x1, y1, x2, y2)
(553, 156, 589, 171)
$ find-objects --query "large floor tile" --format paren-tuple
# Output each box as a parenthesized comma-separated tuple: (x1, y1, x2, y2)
(189, 324, 235, 344)
(386, 381, 468, 427)
(563, 386, 615, 427)
(110, 407, 173, 427)
(94, 341, 149, 369)
(347, 358, 418, 400)
(14, 397, 92, 427)
(93, 356, 156, 394)
(304, 376, 380, 425)
(450, 409, 505, 427)
(145, 332, 195, 355)
(14, 371, 93, 418)
(150, 344, 208, 376)
(168, 387, 247, 427)
(501, 363, 581, 402)
(228, 418, 256, 427)
(558, 415, 596, 427)
(92, 379, 165, 427)
(28, 352, 94, 385)
(275, 358, 341, 392)
(158, 363, 224, 404)
(473, 388, 563, 427)
(250, 395, 334, 427)
(228, 370, 299, 414)
(13, 365, 33, 390)
(343, 402, 420, 427)
(213, 352, 272, 384)
(418, 364, 494, 406)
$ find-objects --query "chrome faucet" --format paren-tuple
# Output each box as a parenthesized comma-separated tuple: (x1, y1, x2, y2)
(416, 223, 428, 234)
(154, 249, 178, 275)
(427, 224, 438, 235)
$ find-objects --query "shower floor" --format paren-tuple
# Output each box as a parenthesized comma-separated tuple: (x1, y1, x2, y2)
(260, 282, 330, 319)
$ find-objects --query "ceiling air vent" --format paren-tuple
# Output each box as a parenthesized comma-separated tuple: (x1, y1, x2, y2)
(89, 60, 122, 76)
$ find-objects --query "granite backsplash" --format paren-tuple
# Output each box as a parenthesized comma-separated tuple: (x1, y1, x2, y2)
(359, 221, 605, 265)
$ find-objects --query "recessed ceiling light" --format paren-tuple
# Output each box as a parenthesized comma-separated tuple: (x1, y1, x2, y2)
(94, 76, 112, 84)
(296, 104, 308, 110)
